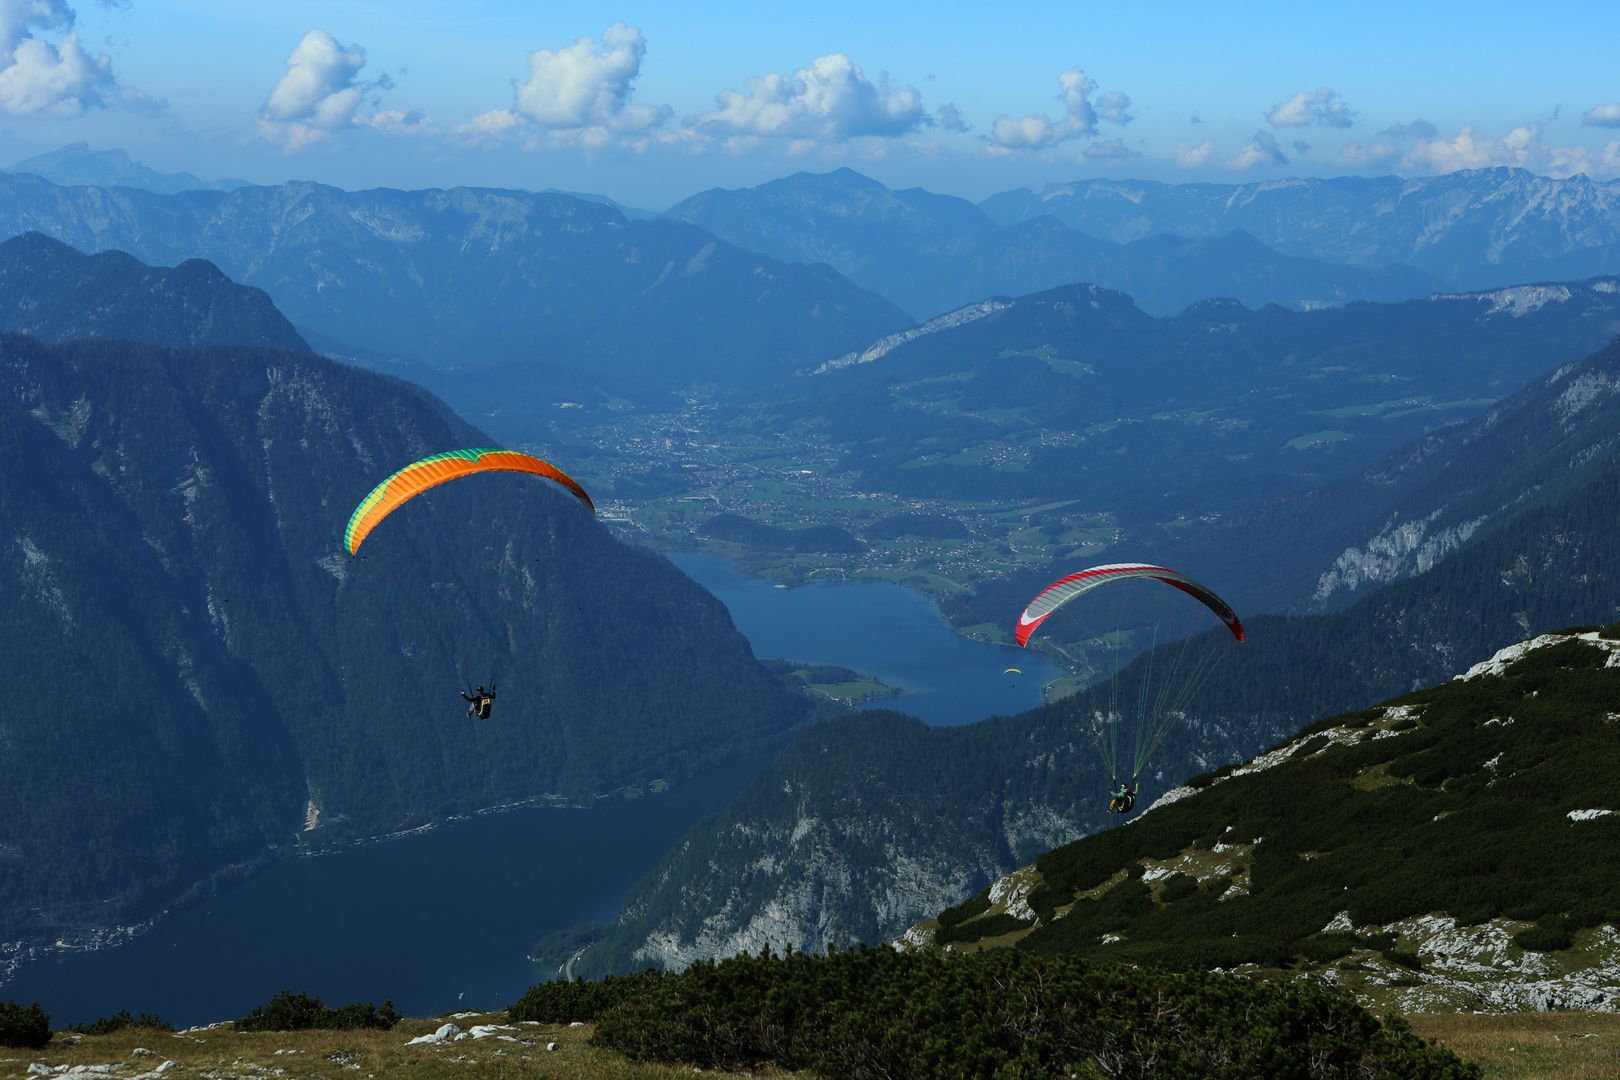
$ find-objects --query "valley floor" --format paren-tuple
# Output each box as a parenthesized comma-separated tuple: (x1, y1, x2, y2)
(1411, 1011, 1620, 1080)
(11, 1009, 1620, 1079)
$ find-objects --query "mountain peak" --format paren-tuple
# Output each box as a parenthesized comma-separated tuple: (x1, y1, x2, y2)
(3, 142, 250, 194)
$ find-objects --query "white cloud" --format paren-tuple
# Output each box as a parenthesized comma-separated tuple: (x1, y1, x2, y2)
(1381, 118, 1437, 139)
(457, 108, 523, 138)
(1330, 139, 1400, 167)
(1404, 123, 1541, 172)
(936, 102, 968, 132)
(1401, 123, 1620, 179)
(1176, 140, 1214, 168)
(258, 30, 368, 148)
(1583, 103, 1620, 129)
(510, 22, 669, 138)
(1266, 87, 1354, 129)
(0, 0, 113, 117)
(118, 83, 167, 115)
(362, 108, 437, 136)
(1095, 90, 1133, 125)
(1227, 130, 1288, 169)
(693, 53, 925, 142)
(1081, 138, 1138, 161)
(989, 67, 1131, 152)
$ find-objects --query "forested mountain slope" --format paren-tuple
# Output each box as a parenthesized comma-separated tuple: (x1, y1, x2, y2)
(1156, 330, 1620, 616)
(980, 167, 1620, 289)
(918, 628, 1620, 1013)
(951, 318, 1620, 627)
(0, 232, 308, 352)
(553, 436, 1620, 979)
(667, 169, 1443, 319)
(0, 335, 802, 942)
(0, 173, 910, 390)
(755, 276, 1620, 618)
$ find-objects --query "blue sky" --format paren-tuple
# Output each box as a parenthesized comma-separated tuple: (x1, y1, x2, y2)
(2, 0, 1617, 207)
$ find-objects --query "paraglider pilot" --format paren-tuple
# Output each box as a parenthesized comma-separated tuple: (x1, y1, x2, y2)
(462, 685, 496, 720)
(1108, 782, 1136, 815)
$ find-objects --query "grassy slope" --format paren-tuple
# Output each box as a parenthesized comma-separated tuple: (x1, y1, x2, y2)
(917, 627, 1620, 1011)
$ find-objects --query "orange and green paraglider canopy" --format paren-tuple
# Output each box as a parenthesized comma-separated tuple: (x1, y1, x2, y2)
(344, 449, 594, 554)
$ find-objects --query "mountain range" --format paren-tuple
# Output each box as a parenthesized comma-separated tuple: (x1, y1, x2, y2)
(0, 172, 910, 393)
(667, 168, 1447, 319)
(981, 168, 1620, 290)
(4, 143, 252, 195)
(731, 276, 1620, 616)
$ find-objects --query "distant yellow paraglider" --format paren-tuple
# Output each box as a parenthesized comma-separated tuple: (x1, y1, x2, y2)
(1004, 668, 1022, 675)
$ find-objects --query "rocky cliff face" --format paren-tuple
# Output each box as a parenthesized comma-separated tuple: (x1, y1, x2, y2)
(558, 704, 1292, 979)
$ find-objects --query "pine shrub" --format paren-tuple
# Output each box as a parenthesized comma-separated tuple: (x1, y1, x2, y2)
(0, 1000, 50, 1049)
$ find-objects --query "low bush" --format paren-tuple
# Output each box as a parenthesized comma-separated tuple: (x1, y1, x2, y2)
(567, 946, 1479, 1079)
(1513, 922, 1575, 952)
(506, 972, 663, 1024)
(0, 1000, 50, 1049)
(233, 991, 400, 1032)
(68, 1010, 174, 1035)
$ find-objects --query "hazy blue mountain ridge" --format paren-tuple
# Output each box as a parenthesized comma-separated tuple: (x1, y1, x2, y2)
(0, 333, 804, 942)
(4, 142, 252, 194)
(980, 168, 1620, 289)
(666, 168, 1445, 319)
(0, 172, 911, 391)
(0, 232, 309, 353)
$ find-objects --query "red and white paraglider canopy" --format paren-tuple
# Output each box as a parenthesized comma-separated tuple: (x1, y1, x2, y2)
(1015, 562, 1244, 647)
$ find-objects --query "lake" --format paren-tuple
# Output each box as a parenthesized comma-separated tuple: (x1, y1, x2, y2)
(667, 552, 1060, 726)
(4, 754, 768, 1028)
(8, 557, 1048, 1026)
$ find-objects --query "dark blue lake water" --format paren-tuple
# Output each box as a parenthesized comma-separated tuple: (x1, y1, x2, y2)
(8, 556, 1046, 1026)
(668, 552, 1060, 726)
(6, 754, 766, 1028)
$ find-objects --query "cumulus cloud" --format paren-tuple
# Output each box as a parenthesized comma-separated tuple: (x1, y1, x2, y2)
(693, 53, 925, 142)
(509, 22, 669, 137)
(0, 0, 114, 117)
(1399, 122, 1619, 179)
(1583, 103, 1620, 128)
(989, 67, 1131, 152)
(1292, 139, 1310, 155)
(1227, 130, 1288, 168)
(1095, 90, 1133, 125)
(1331, 139, 1400, 167)
(1266, 87, 1354, 129)
(935, 102, 968, 131)
(1404, 123, 1543, 172)
(1176, 140, 1214, 167)
(259, 30, 370, 148)
(1082, 137, 1138, 161)
(361, 108, 438, 136)
(1381, 118, 1438, 139)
